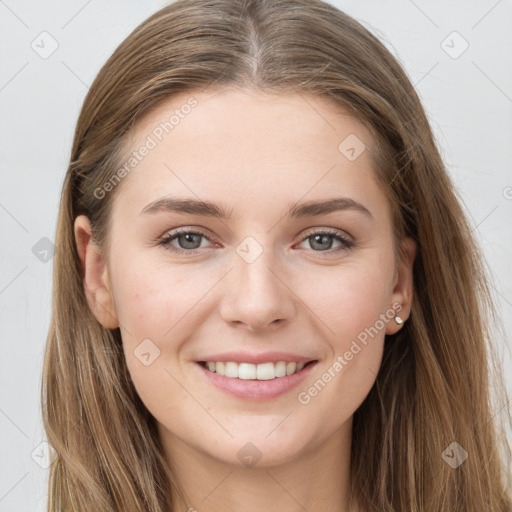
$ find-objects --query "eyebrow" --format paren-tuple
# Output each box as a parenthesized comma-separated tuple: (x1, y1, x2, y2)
(139, 196, 373, 220)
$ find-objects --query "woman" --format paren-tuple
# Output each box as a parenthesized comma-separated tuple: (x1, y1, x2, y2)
(42, 0, 512, 510)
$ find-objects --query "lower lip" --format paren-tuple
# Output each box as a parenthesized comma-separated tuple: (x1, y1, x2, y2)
(195, 361, 318, 401)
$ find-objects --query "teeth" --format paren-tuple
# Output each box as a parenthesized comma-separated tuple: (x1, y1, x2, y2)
(204, 360, 309, 380)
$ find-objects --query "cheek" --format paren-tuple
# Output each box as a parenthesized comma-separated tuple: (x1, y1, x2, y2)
(300, 258, 394, 344)
(110, 259, 222, 400)
(291, 262, 393, 434)
(299, 259, 393, 386)
(114, 270, 196, 419)
(111, 260, 203, 341)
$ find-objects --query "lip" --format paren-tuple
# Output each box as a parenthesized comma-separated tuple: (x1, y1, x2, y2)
(196, 351, 315, 365)
(195, 359, 318, 401)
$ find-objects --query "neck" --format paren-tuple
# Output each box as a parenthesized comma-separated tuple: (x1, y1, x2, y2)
(159, 417, 359, 512)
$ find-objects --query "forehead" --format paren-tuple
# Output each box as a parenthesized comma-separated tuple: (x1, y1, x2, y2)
(111, 87, 387, 222)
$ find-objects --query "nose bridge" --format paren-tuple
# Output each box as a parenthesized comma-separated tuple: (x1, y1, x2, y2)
(220, 233, 295, 330)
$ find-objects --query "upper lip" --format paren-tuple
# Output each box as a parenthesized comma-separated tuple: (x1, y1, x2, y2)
(197, 351, 317, 365)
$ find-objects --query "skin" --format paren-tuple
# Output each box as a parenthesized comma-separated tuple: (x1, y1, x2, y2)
(75, 87, 416, 512)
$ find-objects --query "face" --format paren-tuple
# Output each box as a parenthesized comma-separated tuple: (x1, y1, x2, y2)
(75, 87, 415, 469)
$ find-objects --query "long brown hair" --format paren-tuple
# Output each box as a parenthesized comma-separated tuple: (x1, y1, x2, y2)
(42, 0, 512, 510)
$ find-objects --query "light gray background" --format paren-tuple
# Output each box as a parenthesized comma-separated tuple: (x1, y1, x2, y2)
(1, 0, 511, 509)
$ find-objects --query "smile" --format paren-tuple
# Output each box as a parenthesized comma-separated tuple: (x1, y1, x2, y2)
(199, 360, 316, 380)
(196, 359, 319, 401)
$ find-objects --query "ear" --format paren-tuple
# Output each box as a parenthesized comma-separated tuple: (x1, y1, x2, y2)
(386, 237, 416, 335)
(74, 215, 119, 329)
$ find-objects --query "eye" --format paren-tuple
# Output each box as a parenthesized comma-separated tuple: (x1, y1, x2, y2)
(158, 227, 355, 255)
(158, 227, 213, 253)
(296, 228, 355, 254)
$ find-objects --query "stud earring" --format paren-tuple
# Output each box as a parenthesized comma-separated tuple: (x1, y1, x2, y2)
(395, 315, 404, 329)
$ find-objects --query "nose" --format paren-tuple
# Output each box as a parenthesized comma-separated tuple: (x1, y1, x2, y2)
(219, 247, 297, 332)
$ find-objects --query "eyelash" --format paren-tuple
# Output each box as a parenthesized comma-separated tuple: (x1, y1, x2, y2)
(157, 227, 355, 256)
